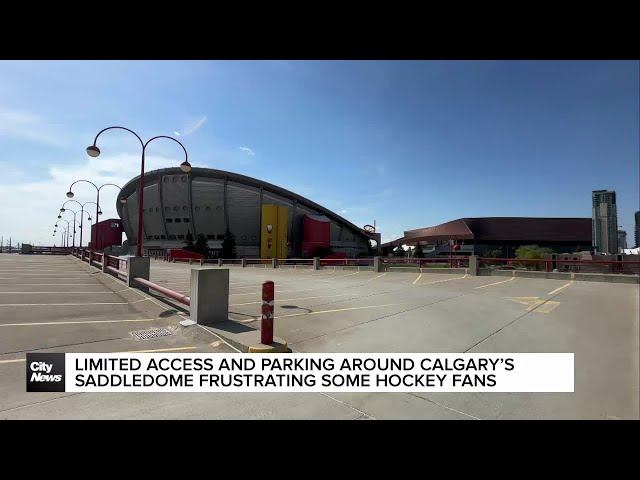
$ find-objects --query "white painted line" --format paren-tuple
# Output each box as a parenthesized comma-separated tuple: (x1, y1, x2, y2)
(0, 318, 156, 327)
(474, 277, 517, 289)
(547, 281, 575, 296)
(366, 273, 386, 282)
(231, 293, 357, 306)
(0, 346, 197, 365)
(419, 275, 470, 286)
(0, 283, 104, 286)
(413, 274, 423, 285)
(241, 303, 402, 323)
(0, 291, 118, 294)
(0, 302, 129, 307)
(329, 271, 360, 279)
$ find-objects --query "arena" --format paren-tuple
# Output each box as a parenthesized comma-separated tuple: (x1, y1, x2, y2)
(116, 167, 378, 258)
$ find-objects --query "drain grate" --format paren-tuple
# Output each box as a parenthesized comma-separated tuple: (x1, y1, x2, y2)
(129, 327, 173, 341)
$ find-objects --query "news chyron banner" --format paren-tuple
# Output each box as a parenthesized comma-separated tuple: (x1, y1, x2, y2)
(27, 352, 574, 393)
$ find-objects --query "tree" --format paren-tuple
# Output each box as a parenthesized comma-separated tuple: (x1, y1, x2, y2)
(515, 244, 554, 269)
(194, 233, 209, 257)
(413, 244, 425, 258)
(393, 246, 405, 257)
(485, 249, 503, 258)
(221, 229, 237, 259)
(183, 230, 195, 252)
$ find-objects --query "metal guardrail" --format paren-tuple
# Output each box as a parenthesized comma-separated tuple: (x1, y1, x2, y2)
(132, 277, 191, 306)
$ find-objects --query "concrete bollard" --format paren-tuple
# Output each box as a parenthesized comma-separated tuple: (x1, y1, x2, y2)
(190, 267, 229, 324)
(200, 258, 204, 266)
(374, 256, 382, 273)
(102, 255, 110, 273)
(127, 256, 150, 292)
(468, 255, 479, 276)
(241, 258, 247, 267)
(218, 258, 223, 267)
(189, 258, 194, 265)
(313, 257, 320, 270)
(272, 258, 278, 269)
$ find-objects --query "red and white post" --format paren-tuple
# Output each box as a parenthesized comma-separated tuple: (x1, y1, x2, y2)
(261, 280, 274, 344)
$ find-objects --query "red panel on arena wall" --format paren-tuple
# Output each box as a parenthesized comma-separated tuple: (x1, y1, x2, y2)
(302, 214, 330, 257)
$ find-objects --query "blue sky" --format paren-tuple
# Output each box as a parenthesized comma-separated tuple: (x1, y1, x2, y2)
(0, 60, 638, 246)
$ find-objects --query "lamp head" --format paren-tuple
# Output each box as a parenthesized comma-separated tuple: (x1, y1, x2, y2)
(119, 197, 127, 204)
(86, 145, 101, 157)
(66, 191, 74, 198)
(180, 160, 192, 173)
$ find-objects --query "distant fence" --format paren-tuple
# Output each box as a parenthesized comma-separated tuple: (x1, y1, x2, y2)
(479, 257, 640, 275)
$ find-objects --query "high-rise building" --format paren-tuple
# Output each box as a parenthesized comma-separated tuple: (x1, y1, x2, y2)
(592, 190, 618, 254)
(635, 211, 640, 248)
(617, 229, 627, 251)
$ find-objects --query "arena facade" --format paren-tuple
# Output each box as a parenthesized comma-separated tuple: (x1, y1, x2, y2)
(116, 167, 376, 258)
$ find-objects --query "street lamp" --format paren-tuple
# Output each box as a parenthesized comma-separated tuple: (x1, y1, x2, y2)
(60, 200, 98, 248)
(86, 126, 191, 256)
(65, 181, 123, 248)
(58, 209, 80, 249)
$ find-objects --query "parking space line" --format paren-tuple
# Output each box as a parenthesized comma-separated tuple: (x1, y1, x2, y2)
(0, 318, 156, 327)
(474, 277, 517, 289)
(366, 273, 386, 282)
(412, 274, 422, 285)
(241, 303, 402, 323)
(0, 291, 119, 295)
(547, 281, 574, 296)
(418, 275, 470, 286)
(0, 346, 197, 365)
(0, 302, 129, 307)
(231, 293, 357, 306)
(330, 271, 360, 279)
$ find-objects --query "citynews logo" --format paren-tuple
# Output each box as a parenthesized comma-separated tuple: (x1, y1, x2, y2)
(26, 353, 65, 392)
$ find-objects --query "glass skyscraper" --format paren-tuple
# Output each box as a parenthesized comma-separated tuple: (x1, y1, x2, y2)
(592, 190, 618, 254)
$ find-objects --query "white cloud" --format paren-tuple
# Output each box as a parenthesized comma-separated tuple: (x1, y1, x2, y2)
(0, 153, 201, 247)
(340, 209, 348, 214)
(174, 115, 207, 137)
(239, 146, 255, 156)
(0, 107, 67, 147)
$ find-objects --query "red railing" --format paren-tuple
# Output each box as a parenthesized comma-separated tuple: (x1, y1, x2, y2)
(132, 277, 191, 306)
(104, 255, 128, 278)
(30, 246, 72, 255)
(278, 258, 314, 266)
(383, 257, 470, 268)
(319, 258, 374, 267)
(479, 257, 640, 275)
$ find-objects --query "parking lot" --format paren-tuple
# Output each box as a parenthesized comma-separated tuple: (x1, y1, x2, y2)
(1, 255, 638, 419)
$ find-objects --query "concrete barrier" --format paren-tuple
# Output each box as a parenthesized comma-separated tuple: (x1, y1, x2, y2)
(127, 257, 150, 291)
(190, 267, 229, 324)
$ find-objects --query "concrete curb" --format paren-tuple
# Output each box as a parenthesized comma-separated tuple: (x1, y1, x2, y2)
(478, 268, 640, 284)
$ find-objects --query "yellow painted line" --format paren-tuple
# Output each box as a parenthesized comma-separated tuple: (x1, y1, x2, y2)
(240, 303, 402, 323)
(366, 273, 386, 282)
(0, 346, 197, 365)
(231, 293, 357, 306)
(0, 302, 129, 307)
(412, 274, 423, 285)
(534, 301, 561, 314)
(0, 318, 156, 327)
(547, 281, 574, 296)
(474, 277, 517, 289)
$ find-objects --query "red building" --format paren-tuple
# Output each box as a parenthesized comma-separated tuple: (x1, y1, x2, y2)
(90, 218, 124, 251)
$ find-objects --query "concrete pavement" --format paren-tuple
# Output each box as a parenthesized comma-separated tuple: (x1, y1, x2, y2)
(1, 255, 638, 419)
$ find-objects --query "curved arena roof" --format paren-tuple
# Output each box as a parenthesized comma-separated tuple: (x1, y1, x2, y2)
(115, 167, 371, 257)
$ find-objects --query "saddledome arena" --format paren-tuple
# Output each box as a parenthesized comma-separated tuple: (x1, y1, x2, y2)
(116, 167, 375, 258)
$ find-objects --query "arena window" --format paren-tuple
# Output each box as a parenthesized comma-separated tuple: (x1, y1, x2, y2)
(178, 234, 185, 239)
(168, 235, 177, 240)
(184, 218, 190, 223)
(217, 234, 224, 240)
(166, 218, 173, 223)
(207, 235, 214, 240)
(175, 218, 182, 223)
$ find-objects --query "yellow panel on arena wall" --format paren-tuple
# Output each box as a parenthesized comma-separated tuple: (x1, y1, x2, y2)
(276, 205, 288, 258)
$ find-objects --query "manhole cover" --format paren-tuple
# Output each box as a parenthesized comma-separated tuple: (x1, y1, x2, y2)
(129, 328, 173, 341)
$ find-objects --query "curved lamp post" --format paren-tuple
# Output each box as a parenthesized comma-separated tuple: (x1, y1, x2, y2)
(65, 181, 125, 248)
(54, 222, 71, 248)
(86, 126, 192, 256)
(60, 200, 98, 248)
(57, 209, 80, 249)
